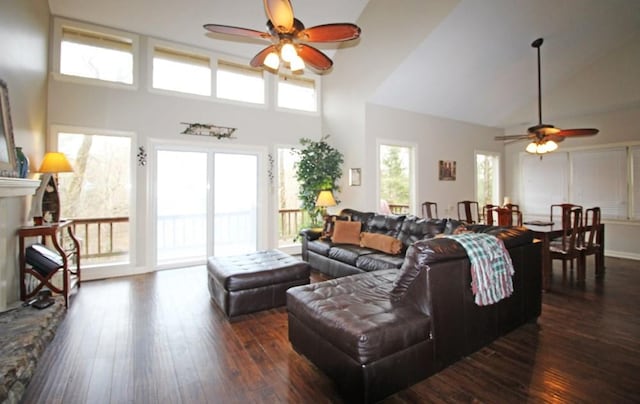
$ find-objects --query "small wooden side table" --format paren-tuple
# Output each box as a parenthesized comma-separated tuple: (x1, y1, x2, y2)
(17, 220, 81, 308)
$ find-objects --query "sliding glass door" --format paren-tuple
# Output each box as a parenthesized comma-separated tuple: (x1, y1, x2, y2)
(155, 148, 258, 267)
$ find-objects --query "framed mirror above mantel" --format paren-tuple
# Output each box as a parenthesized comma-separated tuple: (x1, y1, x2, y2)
(0, 78, 18, 178)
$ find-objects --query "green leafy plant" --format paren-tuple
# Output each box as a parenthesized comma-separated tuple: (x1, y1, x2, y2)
(293, 135, 344, 226)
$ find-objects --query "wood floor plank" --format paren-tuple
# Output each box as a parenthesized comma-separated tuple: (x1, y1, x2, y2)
(20, 257, 640, 403)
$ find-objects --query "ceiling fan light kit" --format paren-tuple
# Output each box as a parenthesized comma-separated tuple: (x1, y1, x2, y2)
(204, 0, 361, 74)
(496, 37, 598, 155)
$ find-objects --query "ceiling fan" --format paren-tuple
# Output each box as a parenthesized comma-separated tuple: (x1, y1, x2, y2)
(495, 38, 598, 154)
(204, 0, 361, 73)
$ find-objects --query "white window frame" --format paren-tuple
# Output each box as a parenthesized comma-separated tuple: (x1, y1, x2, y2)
(52, 18, 139, 89)
(148, 39, 212, 98)
(474, 150, 501, 207)
(50, 124, 137, 279)
(376, 139, 418, 215)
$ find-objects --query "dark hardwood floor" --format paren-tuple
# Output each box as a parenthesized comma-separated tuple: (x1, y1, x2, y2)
(21, 257, 640, 403)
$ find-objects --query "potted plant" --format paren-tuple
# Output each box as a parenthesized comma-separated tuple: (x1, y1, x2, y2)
(294, 135, 344, 226)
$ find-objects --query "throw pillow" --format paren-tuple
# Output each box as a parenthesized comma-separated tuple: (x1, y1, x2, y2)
(360, 232, 402, 255)
(331, 220, 362, 245)
(321, 215, 350, 240)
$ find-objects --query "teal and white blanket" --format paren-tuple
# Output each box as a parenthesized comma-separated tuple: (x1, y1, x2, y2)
(445, 233, 515, 306)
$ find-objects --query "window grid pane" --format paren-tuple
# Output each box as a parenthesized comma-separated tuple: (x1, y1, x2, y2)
(277, 75, 316, 112)
(216, 61, 265, 104)
(153, 46, 211, 96)
(60, 26, 134, 85)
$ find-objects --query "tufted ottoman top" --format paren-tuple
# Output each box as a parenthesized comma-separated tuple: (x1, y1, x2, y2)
(287, 269, 431, 365)
(207, 250, 309, 292)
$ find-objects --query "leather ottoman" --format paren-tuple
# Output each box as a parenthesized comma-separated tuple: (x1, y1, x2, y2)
(207, 250, 310, 318)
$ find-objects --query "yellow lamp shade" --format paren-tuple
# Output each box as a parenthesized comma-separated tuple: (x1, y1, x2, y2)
(315, 190, 337, 207)
(38, 152, 73, 173)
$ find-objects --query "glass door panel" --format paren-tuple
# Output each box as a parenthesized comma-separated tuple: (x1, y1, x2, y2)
(156, 150, 207, 265)
(213, 153, 258, 256)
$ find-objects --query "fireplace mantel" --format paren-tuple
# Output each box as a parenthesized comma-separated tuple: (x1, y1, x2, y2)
(0, 178, 40, 198)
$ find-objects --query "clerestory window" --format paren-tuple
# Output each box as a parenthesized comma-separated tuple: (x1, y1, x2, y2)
(59, 24, 135, 85)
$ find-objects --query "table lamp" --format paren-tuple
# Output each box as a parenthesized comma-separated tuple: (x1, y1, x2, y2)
(315, 189, 337, 218)
(31, 152, 73, 224)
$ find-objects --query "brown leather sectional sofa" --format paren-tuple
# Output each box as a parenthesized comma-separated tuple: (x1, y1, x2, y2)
(289, 209, 542, 402)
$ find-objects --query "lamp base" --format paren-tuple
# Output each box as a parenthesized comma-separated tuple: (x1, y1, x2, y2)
(40, 175, 60, 223)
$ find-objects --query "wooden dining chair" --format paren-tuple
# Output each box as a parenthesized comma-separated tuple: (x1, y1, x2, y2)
(482, 204, 498, 225)
(550, 207, 584, 282)
(504, 203, 520, 212)
(486, 206, 523, 227)
(457, 200, 480, 224)
(421, 201, 438, 219)
(578, 207, 604, 280)
(550, 203, 583, 228)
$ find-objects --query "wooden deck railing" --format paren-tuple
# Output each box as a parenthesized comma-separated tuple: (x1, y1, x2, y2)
(71, 217, 129, 263)
(279, 209, 311, 243)
(69, 209, 311, 264)
(388, 204, 410, 214)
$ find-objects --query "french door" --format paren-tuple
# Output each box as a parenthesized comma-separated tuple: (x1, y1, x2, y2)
(154, 147, 259, 268)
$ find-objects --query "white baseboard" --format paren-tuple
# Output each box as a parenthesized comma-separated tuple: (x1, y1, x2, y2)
(605, 250, 640, 261)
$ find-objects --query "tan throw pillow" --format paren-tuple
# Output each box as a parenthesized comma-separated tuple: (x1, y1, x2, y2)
(360, 232, 403, 255)
(331, 220, 362, 245)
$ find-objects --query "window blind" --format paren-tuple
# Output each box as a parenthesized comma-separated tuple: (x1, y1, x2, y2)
(572, 147, 627, 219)
(521, 152, 569, 216)
(62, 26, 132, 53)
(217, 60, 263, 78)
(154, 46, 209, 67)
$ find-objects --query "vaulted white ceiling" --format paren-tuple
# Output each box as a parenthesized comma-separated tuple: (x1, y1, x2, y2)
(48, 0, 640, 129)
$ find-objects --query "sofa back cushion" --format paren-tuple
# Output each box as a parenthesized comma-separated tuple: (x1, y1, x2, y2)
(339, 209, 376, 232)
(396, 216, 447, 250)
(366, 214, 406, 237)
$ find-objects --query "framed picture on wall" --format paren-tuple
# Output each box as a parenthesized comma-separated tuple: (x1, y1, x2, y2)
(349, 168, 361, 186)
(0, 79, 18, 177)
(439, 160, 456, 181)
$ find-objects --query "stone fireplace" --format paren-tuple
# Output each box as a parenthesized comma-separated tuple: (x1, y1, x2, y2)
(0, 178, 40, 312)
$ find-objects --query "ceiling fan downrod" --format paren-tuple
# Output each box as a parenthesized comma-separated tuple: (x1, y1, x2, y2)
(532, 38, 544, 126)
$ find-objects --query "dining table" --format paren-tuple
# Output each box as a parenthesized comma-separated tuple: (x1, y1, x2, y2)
(524, 221, 605, 291)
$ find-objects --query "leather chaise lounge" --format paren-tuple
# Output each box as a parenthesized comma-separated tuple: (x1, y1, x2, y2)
(288, 209, 542, 402)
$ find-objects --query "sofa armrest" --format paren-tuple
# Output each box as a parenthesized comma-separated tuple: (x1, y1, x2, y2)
(300, 228, 323, 241)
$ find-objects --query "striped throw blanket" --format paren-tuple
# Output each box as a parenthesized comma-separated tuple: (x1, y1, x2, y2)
(445, 233, 515, 306)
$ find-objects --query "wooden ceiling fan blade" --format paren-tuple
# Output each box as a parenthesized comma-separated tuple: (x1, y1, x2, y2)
(298, 23, 361, 43)
(556, 128, 599, 137)
(298, 44, 333, 71)
(264, 0, 294, 33)
(204, 24, 271, 40)
(250, 45, 277, 68)
(494, 134, 531, 141)
(546, 134, 566, 143)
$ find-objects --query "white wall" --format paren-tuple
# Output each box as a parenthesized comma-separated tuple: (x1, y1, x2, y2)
(323, 0, 460, 210)
(363, 104, 503, 215)
(0, 0, 50, 309)
(47, 32, 322, 274)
